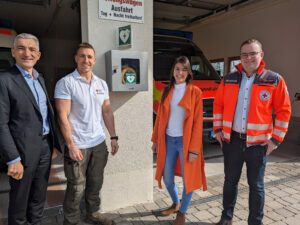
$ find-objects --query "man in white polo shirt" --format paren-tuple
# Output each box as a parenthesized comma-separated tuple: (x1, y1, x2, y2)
(54, 43, 118, 225)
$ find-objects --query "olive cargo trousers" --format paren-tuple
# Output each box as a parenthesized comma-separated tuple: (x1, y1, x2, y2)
(63, 141, 108, 225)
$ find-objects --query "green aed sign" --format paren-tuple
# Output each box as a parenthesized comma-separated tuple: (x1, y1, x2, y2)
(118, 25, 132, 48)
(124, 71, 136, 84)
(122, 66, 136, 84)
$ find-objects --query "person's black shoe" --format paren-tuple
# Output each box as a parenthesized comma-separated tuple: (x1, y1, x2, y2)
(215, 218, 232, 225)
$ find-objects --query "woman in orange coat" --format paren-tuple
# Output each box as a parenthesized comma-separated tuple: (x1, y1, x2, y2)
(152, 56, 207, 225)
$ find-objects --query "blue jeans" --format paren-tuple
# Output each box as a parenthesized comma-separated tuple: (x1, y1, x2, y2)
(163, 135, 193, 214)
(221, 133, 267, 225)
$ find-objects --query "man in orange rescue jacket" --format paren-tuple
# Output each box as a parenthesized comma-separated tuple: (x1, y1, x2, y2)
(213, 39, 291, 225)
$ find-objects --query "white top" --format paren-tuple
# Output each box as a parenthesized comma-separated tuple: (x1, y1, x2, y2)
(166, 83, 186, 137)
(54, 69, 109, 148)
(232, 71, 255, 133)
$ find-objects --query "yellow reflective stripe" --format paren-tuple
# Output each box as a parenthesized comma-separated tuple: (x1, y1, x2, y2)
(214, 114, 223, 119)
(223, 120, 232, 128)
(214, 121, 222, 127)
(275, 120, 289, 129)
(273, 128, 286, 138)
(248, 123, 272, 130)
(247, 134, 271, 142)
(223, 131, 230, 139)
(153, 84, 162, 102)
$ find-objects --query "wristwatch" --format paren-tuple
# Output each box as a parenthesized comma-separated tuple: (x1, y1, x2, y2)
(110, 136, 118, 141)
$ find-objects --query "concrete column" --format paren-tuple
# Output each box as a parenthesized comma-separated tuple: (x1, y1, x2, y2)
(80, 0, 153, 211)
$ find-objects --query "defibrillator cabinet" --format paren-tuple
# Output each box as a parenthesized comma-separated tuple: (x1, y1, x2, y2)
(105, 50, 148, 91)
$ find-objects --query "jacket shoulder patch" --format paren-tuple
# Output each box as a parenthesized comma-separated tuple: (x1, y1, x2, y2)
(224, 71, 239, 84)
(255, 70, 280, 85)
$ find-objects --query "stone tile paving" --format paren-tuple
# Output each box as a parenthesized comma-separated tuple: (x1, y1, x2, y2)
(108, 161, 300, 225)
(1, 161, 299, 225)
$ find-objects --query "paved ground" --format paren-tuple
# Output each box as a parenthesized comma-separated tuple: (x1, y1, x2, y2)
(40, 158, 300, 225)
(1, 119, 299, 225)
(105, 161, 300, 225)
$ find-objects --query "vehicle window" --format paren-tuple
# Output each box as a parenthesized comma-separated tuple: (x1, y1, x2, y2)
(153, 52, 173, 81)
(0, 47, 14, 71)
(154, 41, 219, 81)
(190, 56, 219, 80)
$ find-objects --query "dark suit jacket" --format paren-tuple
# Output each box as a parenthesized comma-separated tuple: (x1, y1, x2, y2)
(0, 66, 62, 170)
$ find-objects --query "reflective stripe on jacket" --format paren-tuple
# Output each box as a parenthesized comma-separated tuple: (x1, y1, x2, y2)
(213, 60, 291, 146)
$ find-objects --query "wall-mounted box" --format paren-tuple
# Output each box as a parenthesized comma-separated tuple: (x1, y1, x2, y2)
(105, 50, 148, 91)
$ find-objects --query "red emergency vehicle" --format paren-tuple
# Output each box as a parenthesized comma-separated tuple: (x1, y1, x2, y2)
(0, 20, 16, 71)
(153, 33, 221, 140)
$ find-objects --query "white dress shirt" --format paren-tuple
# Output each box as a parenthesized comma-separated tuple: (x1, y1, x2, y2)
(232, 72, 255, 134)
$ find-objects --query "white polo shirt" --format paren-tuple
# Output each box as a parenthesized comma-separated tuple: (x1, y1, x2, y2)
(54, 69, 109, 149)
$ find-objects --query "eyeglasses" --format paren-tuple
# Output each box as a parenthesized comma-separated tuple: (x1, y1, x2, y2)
(240, 51, 261, 58)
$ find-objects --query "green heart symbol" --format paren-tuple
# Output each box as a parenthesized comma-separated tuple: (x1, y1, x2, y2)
(125, 72, 136, 84)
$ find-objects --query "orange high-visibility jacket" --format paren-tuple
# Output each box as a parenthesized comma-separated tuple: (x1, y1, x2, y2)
(213, 61, 291, 146)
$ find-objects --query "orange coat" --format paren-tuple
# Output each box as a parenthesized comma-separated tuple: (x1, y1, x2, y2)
(152, 84, 207, 193)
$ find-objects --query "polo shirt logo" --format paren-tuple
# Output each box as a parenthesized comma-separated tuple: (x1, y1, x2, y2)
(95, 89, 104, 94)
(260, 90, 270, 101)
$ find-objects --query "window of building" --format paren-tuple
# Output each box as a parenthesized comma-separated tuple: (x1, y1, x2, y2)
(210, 58, 224, 77)
(228, 56, 241, 73)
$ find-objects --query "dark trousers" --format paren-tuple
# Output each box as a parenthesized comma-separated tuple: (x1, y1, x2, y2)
(63, 141, 108, 225)
(8, 137, 51, 225)
(221, 132, 267, 225)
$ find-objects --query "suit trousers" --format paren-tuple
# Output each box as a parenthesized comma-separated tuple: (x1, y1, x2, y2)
(8, 136, 51, 225)
(221, 132, 267, 225)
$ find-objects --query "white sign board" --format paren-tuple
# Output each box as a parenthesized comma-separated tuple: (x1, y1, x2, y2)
(99, 0, 144, 24)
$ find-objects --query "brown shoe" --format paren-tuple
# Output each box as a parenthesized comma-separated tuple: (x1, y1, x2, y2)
(86, 211, 115, 225)
(172, 211, 185, 225)
(159, 203, 180, 216)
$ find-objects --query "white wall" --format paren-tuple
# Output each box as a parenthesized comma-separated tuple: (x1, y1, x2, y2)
(80, 0, 153, 211)
(185, 0, 300, 117)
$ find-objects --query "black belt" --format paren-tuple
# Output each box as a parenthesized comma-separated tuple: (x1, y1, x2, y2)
(232, 130, 246, 140)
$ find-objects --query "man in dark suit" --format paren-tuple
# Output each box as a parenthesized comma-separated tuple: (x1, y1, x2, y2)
(0, 33, 61, 225)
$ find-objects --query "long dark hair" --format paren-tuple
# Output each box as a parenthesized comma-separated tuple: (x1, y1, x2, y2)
(160, 56, 193, 103)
